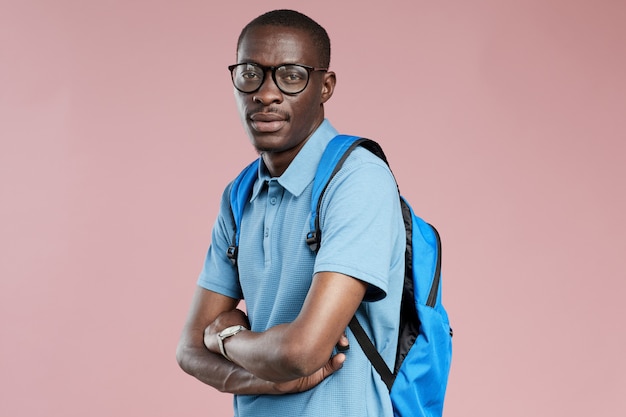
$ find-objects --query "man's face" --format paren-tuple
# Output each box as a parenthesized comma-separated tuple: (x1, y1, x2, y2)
(234, 26, 334, 159)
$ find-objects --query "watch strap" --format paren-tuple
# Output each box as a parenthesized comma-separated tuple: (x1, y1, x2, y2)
(217, 325, 245, 362)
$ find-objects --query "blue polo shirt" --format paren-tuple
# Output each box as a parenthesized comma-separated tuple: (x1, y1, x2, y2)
(198, 119, 405, 417)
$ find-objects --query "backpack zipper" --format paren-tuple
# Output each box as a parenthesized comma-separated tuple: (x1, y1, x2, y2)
(426, 225, 442, 308)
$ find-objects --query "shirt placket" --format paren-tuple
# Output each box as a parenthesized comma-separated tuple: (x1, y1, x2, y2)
(264, 179, 284, 264)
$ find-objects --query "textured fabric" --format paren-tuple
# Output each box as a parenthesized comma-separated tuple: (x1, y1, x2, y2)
(197, 120, 405, 417)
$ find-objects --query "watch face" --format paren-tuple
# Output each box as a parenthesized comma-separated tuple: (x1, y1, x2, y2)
(220, 325, 243, 338)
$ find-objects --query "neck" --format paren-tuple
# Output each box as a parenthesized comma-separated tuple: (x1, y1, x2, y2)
(260, 139, 308, 177)
(260, 118, 324, 177)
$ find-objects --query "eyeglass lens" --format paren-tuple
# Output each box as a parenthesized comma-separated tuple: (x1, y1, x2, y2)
(231, 64, 311, 94)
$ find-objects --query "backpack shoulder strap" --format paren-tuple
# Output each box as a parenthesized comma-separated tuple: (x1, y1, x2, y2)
(349, 316, 395, 390)
(306, 134, 396, 390)
(227, 158, 260, 265)
(306, 134, 391, 251)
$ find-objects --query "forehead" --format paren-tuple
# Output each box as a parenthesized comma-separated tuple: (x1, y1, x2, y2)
(237, 26, 319, 66)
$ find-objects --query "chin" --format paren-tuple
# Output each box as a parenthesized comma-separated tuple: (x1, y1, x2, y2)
(249, 134, 287, 153)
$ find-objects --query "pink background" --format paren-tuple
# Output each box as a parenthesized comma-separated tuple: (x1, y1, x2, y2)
(2, 1, 625, 416)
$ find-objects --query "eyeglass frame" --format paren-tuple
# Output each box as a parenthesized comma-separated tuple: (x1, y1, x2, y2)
(228, 62, 329, 95)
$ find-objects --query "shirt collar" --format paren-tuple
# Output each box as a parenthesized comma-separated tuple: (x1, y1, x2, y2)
(250, 119, 338, 201)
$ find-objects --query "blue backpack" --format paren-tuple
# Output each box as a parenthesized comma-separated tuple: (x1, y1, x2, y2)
(227, 135, 453, 417)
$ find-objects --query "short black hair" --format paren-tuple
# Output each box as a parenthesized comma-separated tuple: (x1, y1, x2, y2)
(237, 9, 331, 68)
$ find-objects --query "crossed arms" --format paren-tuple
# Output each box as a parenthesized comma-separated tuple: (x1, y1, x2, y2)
(176, 270, 367, 394)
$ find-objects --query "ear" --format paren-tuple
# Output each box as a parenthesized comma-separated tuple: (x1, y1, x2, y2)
(320, 71, 336, 104)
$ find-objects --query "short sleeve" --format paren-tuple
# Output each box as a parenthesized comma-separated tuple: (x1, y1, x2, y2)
(313, 148, 405, 301)
(196, 183, 243, 300)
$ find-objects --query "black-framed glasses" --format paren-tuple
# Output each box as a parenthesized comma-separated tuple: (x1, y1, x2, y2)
(228, 63, 328, 95)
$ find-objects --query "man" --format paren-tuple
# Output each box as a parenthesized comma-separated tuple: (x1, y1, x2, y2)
(177, 9, 405, 416)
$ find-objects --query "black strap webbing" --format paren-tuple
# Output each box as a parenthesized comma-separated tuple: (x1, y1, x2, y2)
(349, 316, 394, 390)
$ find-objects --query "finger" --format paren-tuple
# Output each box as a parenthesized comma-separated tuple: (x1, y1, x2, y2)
(336, 333, 350, 352)
(326, 353, 346, 373)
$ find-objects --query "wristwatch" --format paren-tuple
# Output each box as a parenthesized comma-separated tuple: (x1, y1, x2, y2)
(217, 325, 246, 362)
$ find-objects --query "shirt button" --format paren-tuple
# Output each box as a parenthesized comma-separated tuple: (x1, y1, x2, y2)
(270, 197, 277, 205)
(264, 228, 269, 237)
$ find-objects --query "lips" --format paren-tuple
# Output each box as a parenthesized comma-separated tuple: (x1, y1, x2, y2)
(249, 112, 288, 133)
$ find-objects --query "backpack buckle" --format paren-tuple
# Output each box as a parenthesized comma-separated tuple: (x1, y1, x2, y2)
(305, 231, 320, 252)
(227, 245, 238, 265)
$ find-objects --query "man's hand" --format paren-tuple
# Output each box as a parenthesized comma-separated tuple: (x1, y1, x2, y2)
(203, 309, 350, 394)
(203, 309, 250, 354)
(272, 333, 349, 393)
(197, 272, 366, 383)
(273, 349, 345, 393)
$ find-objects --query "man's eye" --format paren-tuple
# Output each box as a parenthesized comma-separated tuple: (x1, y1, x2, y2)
(241, 72, 260, 80)
(280, 72, 305, 83)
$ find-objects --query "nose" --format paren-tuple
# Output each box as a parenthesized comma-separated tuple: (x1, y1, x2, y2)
(252, 72, 283, 105)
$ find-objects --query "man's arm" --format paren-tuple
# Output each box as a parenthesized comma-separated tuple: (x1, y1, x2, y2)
(176, 286, 348, 394)
(176, 287, 272, 394)
(203, 271, 367, 382)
